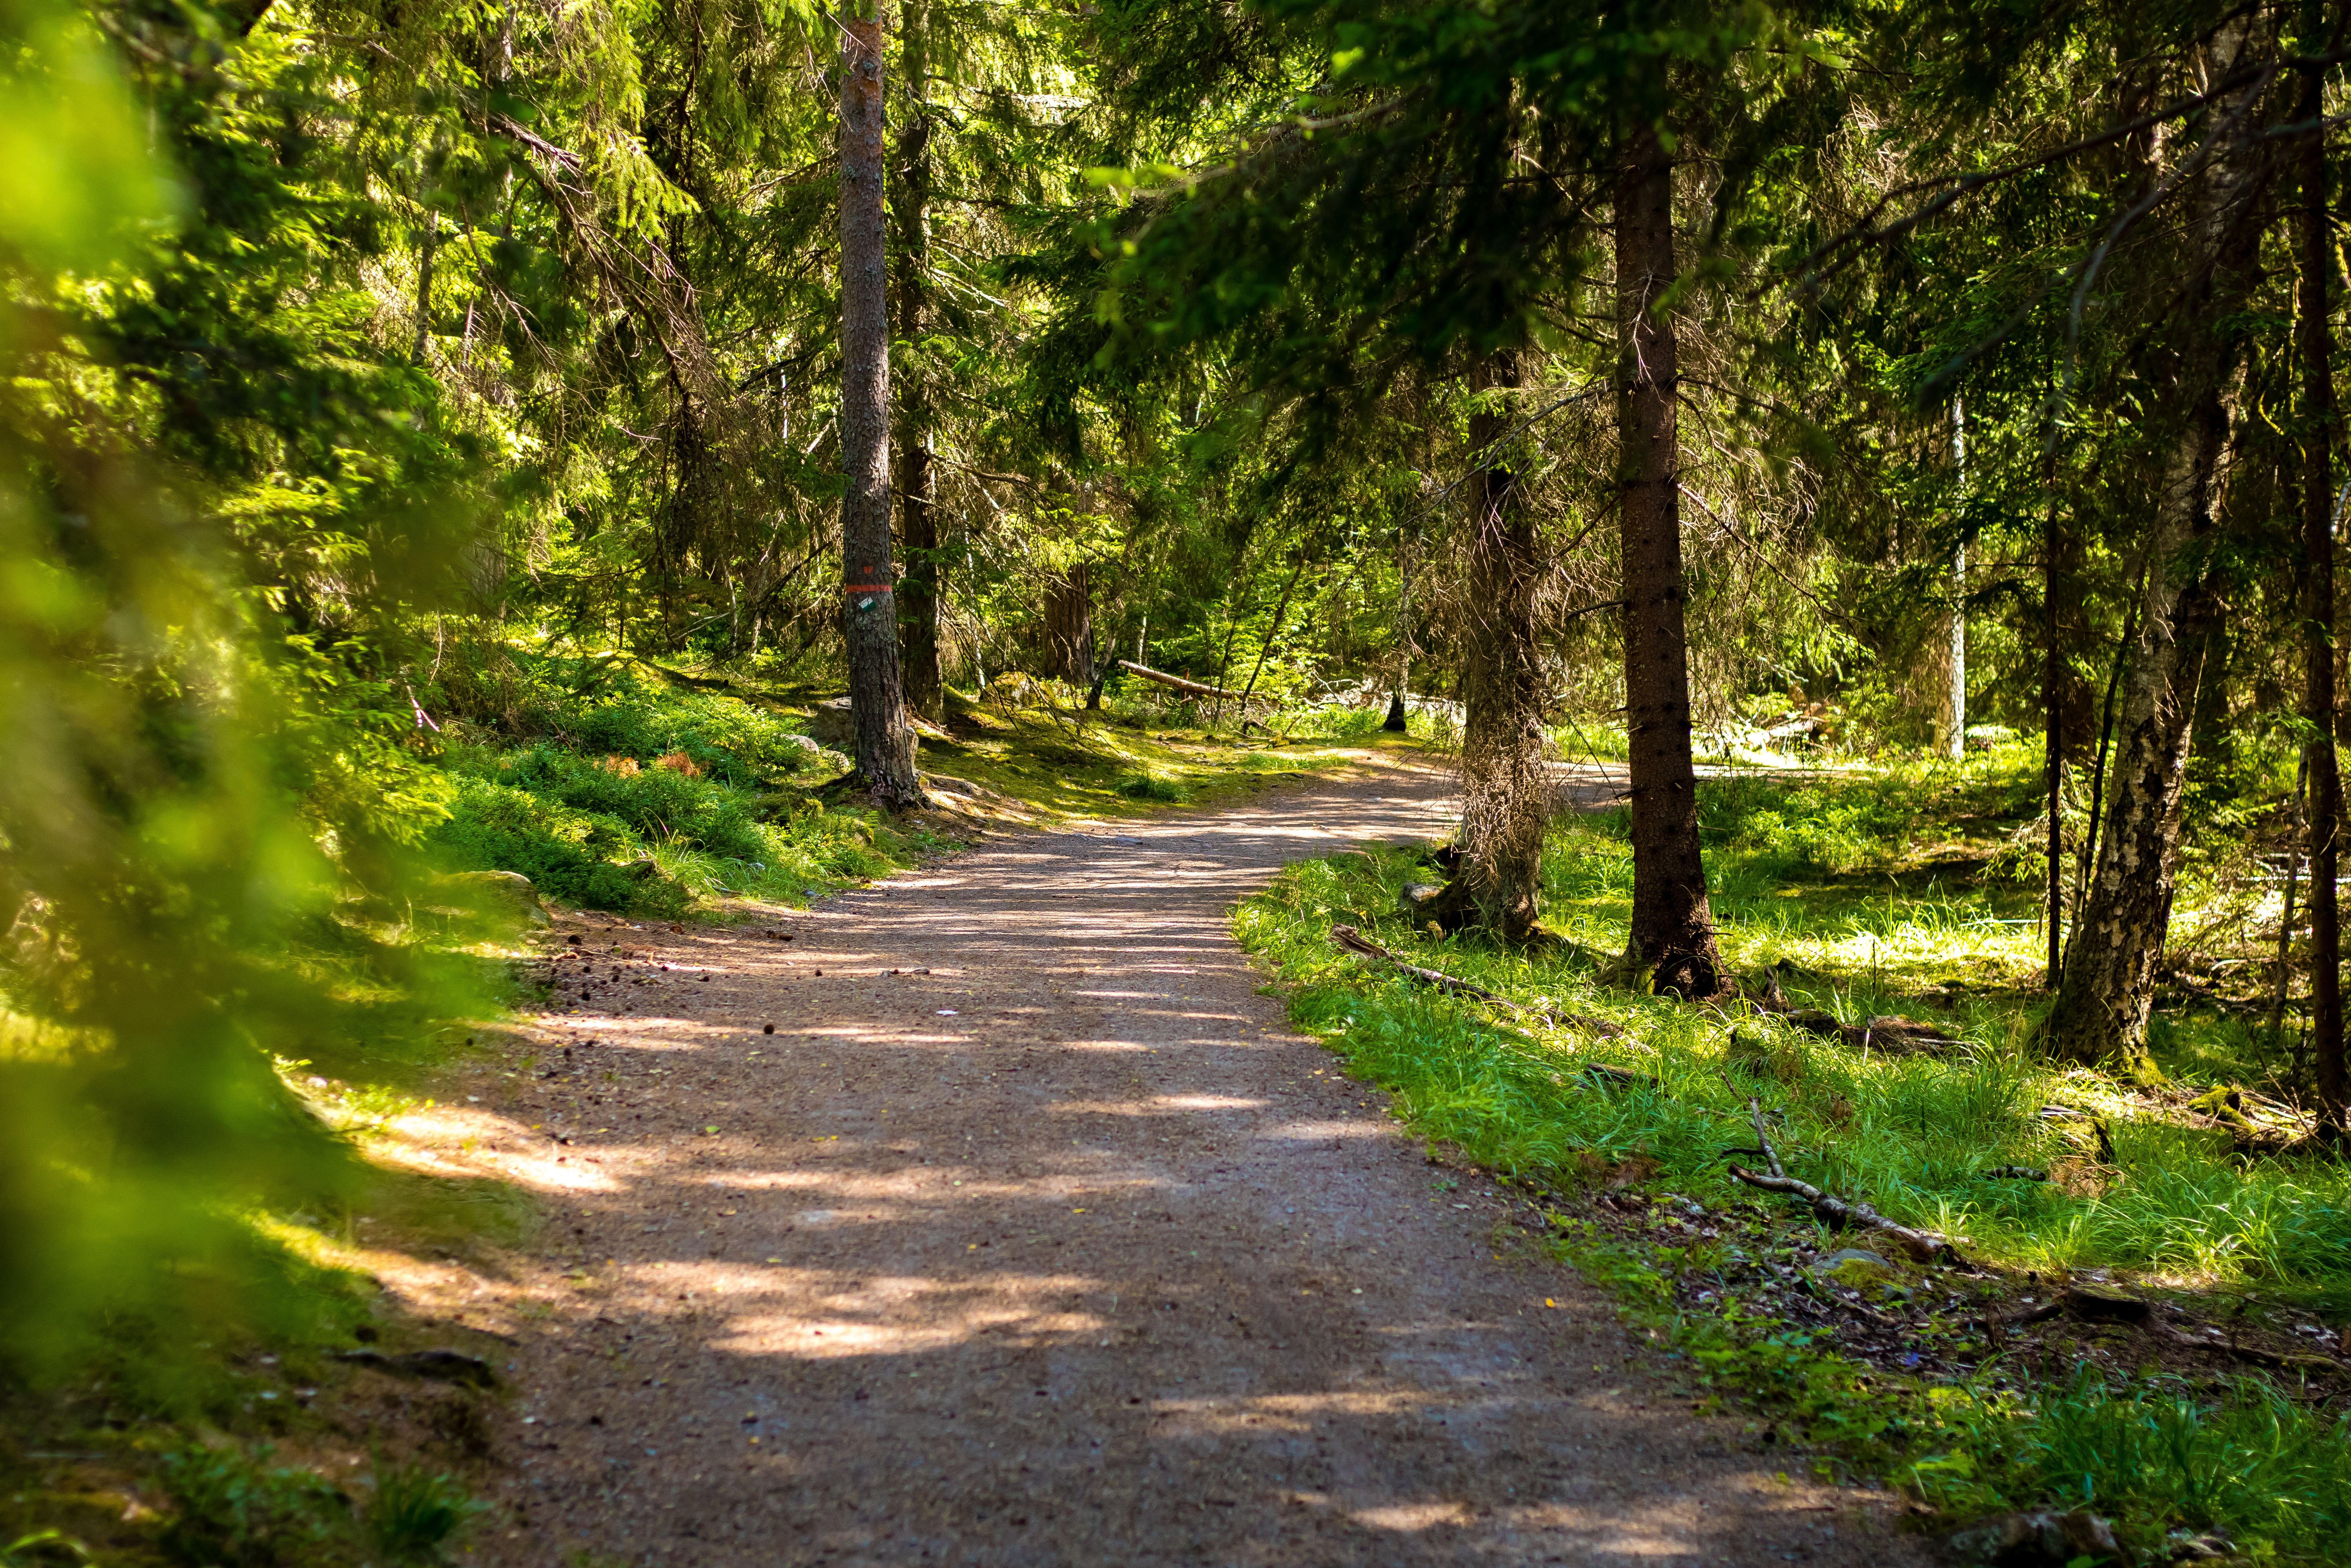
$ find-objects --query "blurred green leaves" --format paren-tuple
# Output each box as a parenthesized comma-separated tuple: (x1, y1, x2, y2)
(0, 0, 182, 277)
(0, 0, 484, 1382)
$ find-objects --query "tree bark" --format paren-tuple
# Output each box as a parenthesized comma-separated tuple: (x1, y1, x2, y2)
(892, 0, 942, 721)
(1615, 121, 1722, 997)
(1946, 398, 1967, 759)
(837, 5, 922, 805)
(2044, 412, 2226, 1077)
(2044, 53, 2275, 1077)
(1385, 513, 1413, 731)
(1430, 348, 1546, 942)
(2044, 491, 2063, 987)
(1042, 564, 1094, 684)
(2297, 36, 2346, 1128)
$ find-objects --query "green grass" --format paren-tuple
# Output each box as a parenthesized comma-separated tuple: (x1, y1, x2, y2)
(366, 1461, 485, 1563)
(1237, 744, 2351, 1561)
(419, 653, 1371, 917)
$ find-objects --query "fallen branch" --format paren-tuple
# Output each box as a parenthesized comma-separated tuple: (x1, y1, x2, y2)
(1987, 1287, 2351, 1377)
(1746, 962, 1965, 1054)
(1328, 925, 1627, 1039)
(1116, 659, 1254, 702)
(1730, 1098, 1964, 1263)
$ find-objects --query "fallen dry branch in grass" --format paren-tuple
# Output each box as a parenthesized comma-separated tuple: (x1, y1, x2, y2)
(1728, 1098, 1964, 1263)
(1115, 659, 1257, 702)
(1982, 1287, 2349, 1377)
(1327, 925, 1628, 1040)
(1743, 964, 1965, 1054)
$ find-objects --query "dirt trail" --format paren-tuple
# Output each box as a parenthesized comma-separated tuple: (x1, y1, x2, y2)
(428, 754, 1923, 1566)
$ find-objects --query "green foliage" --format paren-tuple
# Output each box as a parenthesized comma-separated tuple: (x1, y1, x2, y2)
(0, 0, 506, 1387)
(365, 1461, 485, 1564)
(1115, 771, 1188, 802)
(145, 1447, 484, 1568)
(158, 1446, 356, 1568)
(1908, 1373, 2351, 1562)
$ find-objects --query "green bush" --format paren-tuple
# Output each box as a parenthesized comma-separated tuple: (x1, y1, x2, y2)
(426, 774, 688, 916)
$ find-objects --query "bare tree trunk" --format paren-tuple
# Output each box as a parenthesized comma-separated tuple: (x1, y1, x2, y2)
(892, 0, 942, 720)
(2044, 405, 2228, 1077)
(1237, 552, 1307, 713)
(1946, 397, 1967, 759)
(838, 5, 922, 804)
(2044, 492, 2063, 987)
(1043, 564, 1094, 684)
(1616, 121, 1722, 997)
(1384, 514, 1412, 731)
(2271, 753, 2309, 1040)
(2044, 51, 2274, 1076)
(1431, 349, 1546, 941)
(2298, 36, 2346, 1128)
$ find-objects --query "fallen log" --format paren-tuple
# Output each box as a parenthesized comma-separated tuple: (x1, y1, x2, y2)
(1328, 925, 1628, 1040)
(1729, 1098, 1963, 1263)
(1115, 659, 1252, 702)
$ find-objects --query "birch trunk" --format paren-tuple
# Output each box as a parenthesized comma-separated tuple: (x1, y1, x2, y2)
(838, 5, 922, 804)
(2044, 38, 2275, 1075)
(2044, 414, 2226, 1075)
(1616, 121, 1722, 997)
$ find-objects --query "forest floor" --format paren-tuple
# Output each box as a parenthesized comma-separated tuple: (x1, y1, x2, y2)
(365, 749, 1928, 1567)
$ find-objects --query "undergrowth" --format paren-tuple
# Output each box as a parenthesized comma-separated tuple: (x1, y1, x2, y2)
(1238, 745, 2351, 1562)
(419, 653, 1362, 916)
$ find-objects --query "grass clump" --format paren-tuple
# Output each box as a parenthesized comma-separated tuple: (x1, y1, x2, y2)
(156, 1446, 357, 1567)
(1115, 771, 1187, 802)
(366, 1461, 486, 1563)
(1237, 744, 2351, 1561)
(1906, 1372, 2351, 1558)
(140, 1446, 485, 1567)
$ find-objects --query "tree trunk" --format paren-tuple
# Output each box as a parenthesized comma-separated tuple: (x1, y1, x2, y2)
(1384, 514, 1412, 731)
(2044, 55, 2273, 1077)
(1615, 121, 1722, 997)
(837, 5, 922, 805)
(1237, 552, 1307, 713)
(2044, 491, 2063, 987)
(1946, 397, 1967, 759)
(2044, 417, 2226, 1077)
(1042, 564, 1093, 684)
(2298, 38, 2346, 1129)
(892, 0, 942, 721)
(1430, 349, 1546, 942)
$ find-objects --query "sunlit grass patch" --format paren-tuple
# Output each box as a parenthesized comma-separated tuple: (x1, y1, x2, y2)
(1239, 761, 2351, 1560)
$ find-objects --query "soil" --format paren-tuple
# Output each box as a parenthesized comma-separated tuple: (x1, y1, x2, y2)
(394, 753, 1928, 1566)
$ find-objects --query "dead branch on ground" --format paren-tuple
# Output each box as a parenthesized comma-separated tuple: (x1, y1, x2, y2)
(1728, 1098, 1964, 1263)
(1328, 925, 1627, 1039)
(1981, 1287, 2349, 1377)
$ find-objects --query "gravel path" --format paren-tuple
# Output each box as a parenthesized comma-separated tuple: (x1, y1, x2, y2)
(450, 754, 1924, 1567)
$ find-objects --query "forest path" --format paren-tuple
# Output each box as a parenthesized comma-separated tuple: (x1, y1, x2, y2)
(455, 753, 1923, 1567)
